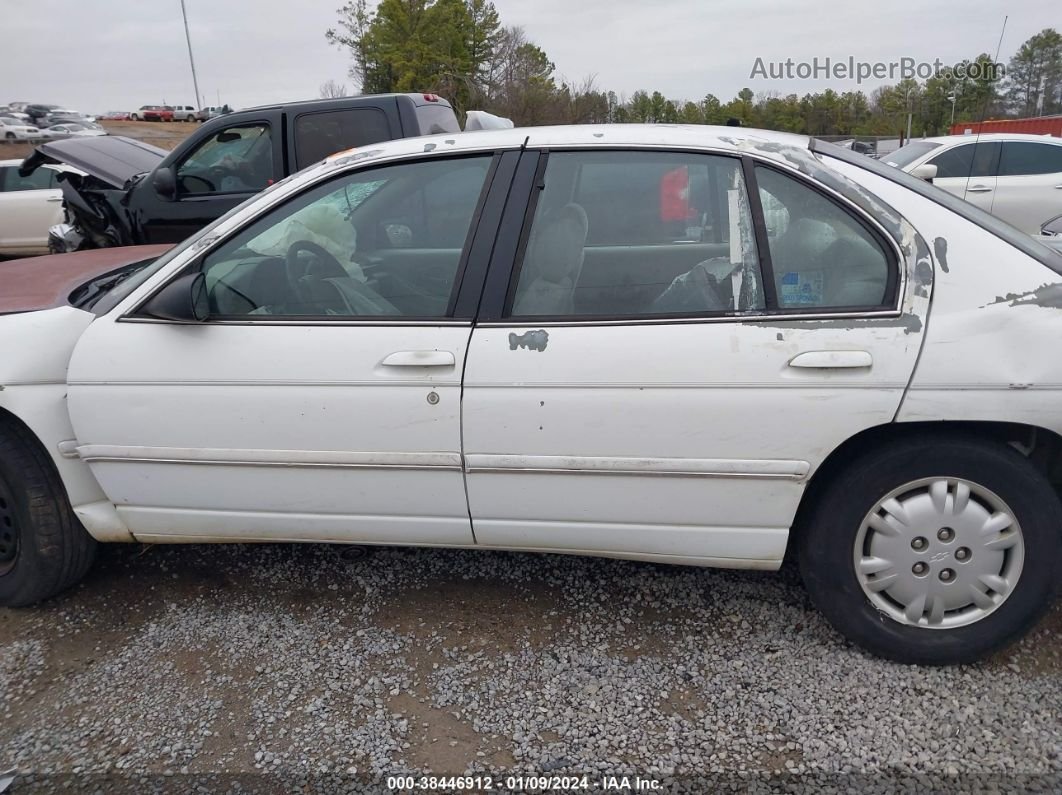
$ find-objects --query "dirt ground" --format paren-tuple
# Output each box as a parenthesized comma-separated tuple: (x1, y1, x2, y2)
(0, 120, 198, 161)
(1, 542, 1059, 793)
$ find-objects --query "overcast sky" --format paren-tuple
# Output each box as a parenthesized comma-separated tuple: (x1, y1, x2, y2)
(0, 0, 1052, 112)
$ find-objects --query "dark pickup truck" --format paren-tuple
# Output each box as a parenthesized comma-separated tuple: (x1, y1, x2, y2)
(21, 93, 463, 252)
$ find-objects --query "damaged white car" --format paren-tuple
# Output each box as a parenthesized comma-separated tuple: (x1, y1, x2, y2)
(1, 125, 1061, 665)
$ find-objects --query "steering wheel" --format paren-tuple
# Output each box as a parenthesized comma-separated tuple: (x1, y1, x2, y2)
(284, 241, 348, 298)
(208, 165, 235, 187)
(180, 173, 216, 193)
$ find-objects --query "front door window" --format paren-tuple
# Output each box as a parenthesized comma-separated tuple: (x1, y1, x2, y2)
(176, 123, 274, 195)
(197, 155, 493, 318)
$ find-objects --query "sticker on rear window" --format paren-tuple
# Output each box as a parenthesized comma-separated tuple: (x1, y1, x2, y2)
(780, 271, 824, 306)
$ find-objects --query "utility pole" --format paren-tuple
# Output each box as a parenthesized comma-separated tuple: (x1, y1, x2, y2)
(904, 85, 913, 143)
(180, 0, 203, 110)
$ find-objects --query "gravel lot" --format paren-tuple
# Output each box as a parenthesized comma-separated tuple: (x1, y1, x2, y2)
(1, 542, 1059, 793)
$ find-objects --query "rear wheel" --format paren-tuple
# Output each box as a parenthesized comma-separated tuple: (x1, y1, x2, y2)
(4, 132, 14, 140)
(0, 419, 96, 607)
(130, 113, 139, 121)
(799, 435, 1061, 665)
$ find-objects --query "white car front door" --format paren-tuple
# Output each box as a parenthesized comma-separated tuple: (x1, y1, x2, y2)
(0, 164, 63, 254)
(991, 140, 1062, 233)
(462, 148, 928, 567)
(924, 141, 999, 215)
(67, 153, 503, 545)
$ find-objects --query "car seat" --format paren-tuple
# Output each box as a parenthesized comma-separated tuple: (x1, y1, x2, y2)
(511, 203, 588, 316)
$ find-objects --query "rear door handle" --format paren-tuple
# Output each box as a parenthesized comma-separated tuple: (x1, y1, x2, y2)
(381, 350, 455, 367)
(967, 184, 993, 193)
(46, 196, 63, 202)
(788, 350, 873, 369)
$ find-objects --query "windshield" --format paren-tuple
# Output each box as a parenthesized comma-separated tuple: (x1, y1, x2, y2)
(881, 141, 941, 169)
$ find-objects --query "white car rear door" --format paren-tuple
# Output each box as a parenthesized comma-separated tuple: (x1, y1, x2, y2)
(462, 147, 929, 567)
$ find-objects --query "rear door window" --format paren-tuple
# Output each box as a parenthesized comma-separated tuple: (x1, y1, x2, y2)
(507, 150, 763, 318)
(755, 166, 894, 309)
(294, 108, 393, 169)
(998, 142, 1062, 176)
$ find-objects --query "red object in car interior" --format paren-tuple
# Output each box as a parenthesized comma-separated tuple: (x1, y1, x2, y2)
(659, 166, 691, 223)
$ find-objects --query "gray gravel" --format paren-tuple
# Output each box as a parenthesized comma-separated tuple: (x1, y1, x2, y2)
(1, 542, 1059, 793)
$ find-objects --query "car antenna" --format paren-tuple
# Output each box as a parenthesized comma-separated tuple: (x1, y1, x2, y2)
(962, 15, 1008, 201)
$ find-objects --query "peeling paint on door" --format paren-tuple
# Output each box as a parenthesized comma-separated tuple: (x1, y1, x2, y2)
(508, 330, 549, 352)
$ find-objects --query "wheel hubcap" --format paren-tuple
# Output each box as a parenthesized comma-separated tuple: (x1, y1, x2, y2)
(854, 477, 1024, 629)
(0, 477, 19, 575)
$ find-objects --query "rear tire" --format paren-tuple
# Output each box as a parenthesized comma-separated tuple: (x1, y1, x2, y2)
(799, 435, 1061, 665)
(0, 419, 97, 607)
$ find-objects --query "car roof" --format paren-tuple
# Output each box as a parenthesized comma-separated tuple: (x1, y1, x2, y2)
(239, 93, 452, 113)
(917, 133, 1062, 145)
(320, 123, 811, 169)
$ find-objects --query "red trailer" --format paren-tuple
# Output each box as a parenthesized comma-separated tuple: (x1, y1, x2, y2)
(950, 115, 1062, 137)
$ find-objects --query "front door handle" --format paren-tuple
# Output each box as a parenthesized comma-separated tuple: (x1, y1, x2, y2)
(381, 350, 455, 367)
(967, 184, 993, 193)
(788, 350, 873, 369)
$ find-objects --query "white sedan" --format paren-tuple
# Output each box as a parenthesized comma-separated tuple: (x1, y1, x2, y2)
(882, 133, 1062, 234)
(1, 126, 1060, 665)
(0, 159, 78, 256)
(41, 123, 107, 139)
(0, 117, 41, 141)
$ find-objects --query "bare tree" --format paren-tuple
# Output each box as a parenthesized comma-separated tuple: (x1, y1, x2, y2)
(320, 79, 350, 99)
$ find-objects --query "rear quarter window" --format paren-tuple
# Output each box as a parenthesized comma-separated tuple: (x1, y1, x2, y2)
(998, 142, 1062, 176)
(294, 108, 393, 170)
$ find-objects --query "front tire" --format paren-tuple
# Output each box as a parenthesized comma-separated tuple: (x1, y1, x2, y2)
(799, 435, 1061, 665)
(0, 419, 97, 607)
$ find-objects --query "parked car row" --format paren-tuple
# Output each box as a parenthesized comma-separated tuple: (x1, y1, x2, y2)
(0, 117, 107, 143)
(126, 104, 197, 122)
(2, 103, 105, 143)
(5, 103, 96, 126)
(0, 117, 42, 141)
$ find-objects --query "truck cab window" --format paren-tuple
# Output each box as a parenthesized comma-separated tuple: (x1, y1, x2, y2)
(294, 109, 392, 170)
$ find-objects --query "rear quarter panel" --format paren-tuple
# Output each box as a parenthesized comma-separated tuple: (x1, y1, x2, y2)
(828, 157, 1062, 434)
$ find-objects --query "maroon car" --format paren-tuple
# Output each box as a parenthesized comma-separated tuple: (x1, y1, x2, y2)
(0, 245, 171, 315)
